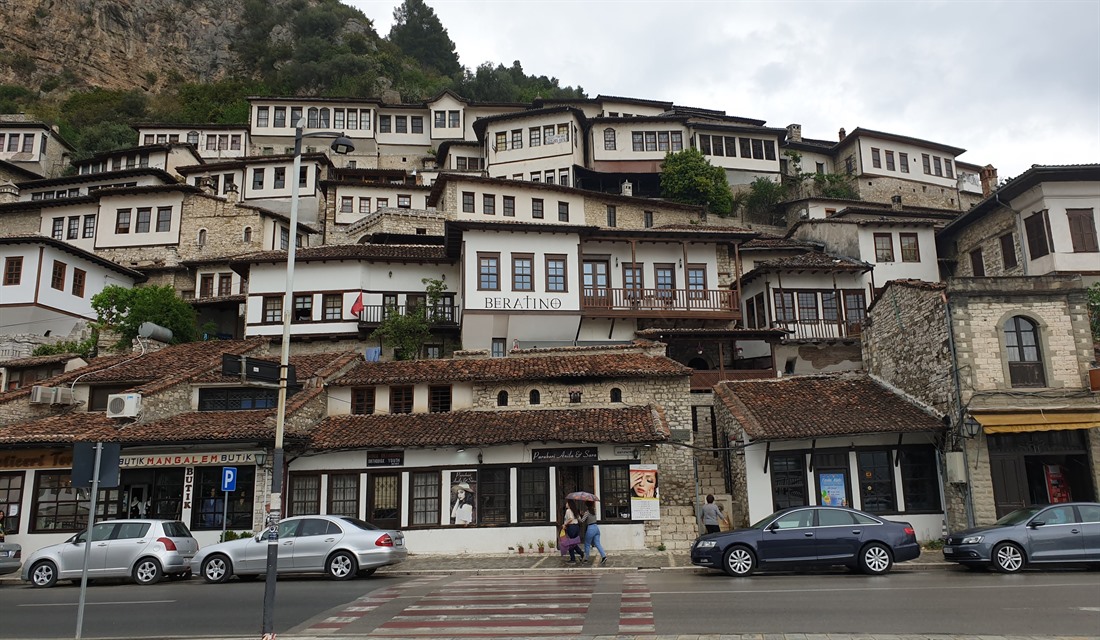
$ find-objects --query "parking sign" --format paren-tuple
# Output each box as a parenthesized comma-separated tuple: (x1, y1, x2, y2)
(221, 467, 237, 492)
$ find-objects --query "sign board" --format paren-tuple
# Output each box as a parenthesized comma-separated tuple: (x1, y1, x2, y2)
(221, 354, 297, 387)
(72, 442, 121, 488)
(367, 451, 404, 467)
(531, 447, 598, 463)
(221, 467, 237, 492)
(629, 464, 660, 520)
(119, 451, 258, 468)
(614, 446, 638, 458)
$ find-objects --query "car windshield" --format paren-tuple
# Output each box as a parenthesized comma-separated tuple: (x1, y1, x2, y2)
(994, 506, 1046, 525)
(749, 513, 782, 529)
(338, 516, 380, 532)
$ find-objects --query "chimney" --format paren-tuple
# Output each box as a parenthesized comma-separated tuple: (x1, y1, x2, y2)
(838, 128, 847, 141)
(0, 182, 18, 204)
(890, 194, 903, 211)
(786, 124, 802, 143)
(621, 180, 633, 197)
(980, 165, 998, 197)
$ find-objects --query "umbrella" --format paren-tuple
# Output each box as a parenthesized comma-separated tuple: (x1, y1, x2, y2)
(565, 491, 599, 502)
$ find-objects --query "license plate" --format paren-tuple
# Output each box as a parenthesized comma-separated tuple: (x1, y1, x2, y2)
(942, 546, 953, 554)
(395, 539, 404, 547)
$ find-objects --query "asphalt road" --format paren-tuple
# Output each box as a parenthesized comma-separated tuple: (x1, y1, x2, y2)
(1, 568, 1098, 638)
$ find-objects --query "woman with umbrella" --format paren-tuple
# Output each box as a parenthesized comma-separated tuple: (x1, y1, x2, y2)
(567, 492, 607, 565)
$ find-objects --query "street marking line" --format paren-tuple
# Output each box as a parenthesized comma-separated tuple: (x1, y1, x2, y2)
(19, 600, 176, 607)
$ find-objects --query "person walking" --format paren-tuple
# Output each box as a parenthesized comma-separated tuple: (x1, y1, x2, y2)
(579, 501, 607, 564)
(701, 494, 721, 534)
(560, 501, 584, 562)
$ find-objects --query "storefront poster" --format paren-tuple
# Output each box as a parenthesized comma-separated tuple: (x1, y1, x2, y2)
(629, 464, 659, 520)
(819, 472, 848, 507)
(449, 470, 477, 526)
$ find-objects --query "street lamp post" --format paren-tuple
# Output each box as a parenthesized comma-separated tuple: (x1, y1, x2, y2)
(262, 120, 354, 639)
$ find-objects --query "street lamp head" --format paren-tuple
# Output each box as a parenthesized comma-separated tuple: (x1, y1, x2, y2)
(330, 135, 355, 155)
(963, 416, 982, 438)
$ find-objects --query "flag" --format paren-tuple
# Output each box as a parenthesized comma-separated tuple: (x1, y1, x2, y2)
(349, 292, 364, 317)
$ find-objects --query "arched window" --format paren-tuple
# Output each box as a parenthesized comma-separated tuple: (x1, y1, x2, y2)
(307, 107, 319, 129)
(497, 390, 508, 406)
(610, 388, 622, 403)
(186, 131, 199, 145)
(529, 389, 540, 405)
(242, 226, 253, 243)
(1005, 316, 1045, 387)
(318, 108, 330, 128)
(197, 229, 207, 246)
(603, 128, 616, 151)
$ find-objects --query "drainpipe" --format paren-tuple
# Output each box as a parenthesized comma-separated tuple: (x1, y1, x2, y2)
(943, 289, 976, 529)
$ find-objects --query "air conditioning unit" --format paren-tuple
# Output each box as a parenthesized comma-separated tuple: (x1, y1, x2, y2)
(53, 387, 74, 405)
(106, 393, 142, 418)
(28, 385, 56, 404)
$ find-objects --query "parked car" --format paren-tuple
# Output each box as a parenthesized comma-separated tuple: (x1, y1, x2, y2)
(21, 520, 198, 588)
(192, 514, 407, 583)
(943, 502, 1100, 572)
(691, 505, 921, 577)
(0, 541, 21, 577)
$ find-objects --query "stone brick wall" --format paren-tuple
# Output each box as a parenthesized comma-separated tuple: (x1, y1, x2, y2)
(0, 208, 42, 235)
(579, 198, 704, 229)
(327, 209, 448, 246)
(856, 175, 977, 210)
(946, 206, 1024, 277)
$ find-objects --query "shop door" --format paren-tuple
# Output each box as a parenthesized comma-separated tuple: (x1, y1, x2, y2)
(989, 455, 1028, 518)
(582, 260, 610, 308)
(367, 473, 400, 530)
(813, 453, 851, 508)
(556, 466, 595, 503)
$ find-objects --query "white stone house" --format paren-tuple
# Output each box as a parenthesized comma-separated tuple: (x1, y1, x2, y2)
(475, 106, 587, 186)
(73, 143, 204, 180)
(135, 124, 250, 160)
(0, 119, 73, 180)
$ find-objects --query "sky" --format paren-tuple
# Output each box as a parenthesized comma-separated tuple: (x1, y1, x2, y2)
(341, 0, 1100, 180)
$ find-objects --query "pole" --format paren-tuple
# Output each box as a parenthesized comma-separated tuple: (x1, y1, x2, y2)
(221, 490, 229, 542)
(75, 442, 103, 640)
(261, 120, 303, 640)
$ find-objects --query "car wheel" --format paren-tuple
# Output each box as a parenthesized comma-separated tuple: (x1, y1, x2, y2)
(29, 560, 58, 588)
(859, 542, 893, 575)
(992, 542, 1025, 573)
(326, 550, 357, 580)
(721, 545, 756, 577)
(201, 555, 232, 584)
(357, 567, 377, 578)
(133, 558, 163, 585)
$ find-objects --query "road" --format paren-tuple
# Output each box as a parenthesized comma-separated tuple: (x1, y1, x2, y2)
(1, 568, 1098, 638)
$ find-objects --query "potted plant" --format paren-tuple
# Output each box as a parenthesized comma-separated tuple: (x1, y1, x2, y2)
(537, 539, 546, 553)
(516, 541, 524, 554)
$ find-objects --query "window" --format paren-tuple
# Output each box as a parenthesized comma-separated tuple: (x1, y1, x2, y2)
(328, 474, 359, 517)
(559, 169, 569, 187)
(395, 115, 407, 133)
(797, 291, 819, 322)
(306, 107, 319, 128)
(411, 471, 440, 526)
(199, 274, 214, 298)
(263, 296, 282, 323)
(499, 195, 515, 217)
(604, 127, 616, 150)
(252, 168, 264, 189)
(643, 210, 653, 228)
(518, 468, 548, 523)
(340, 196, 353, 213)
(606, 205, 616, 227)
(1000, 232, 1018, 270)
(632, 132, 644, 152)
(270, 166, 285, 189)
(844, 156, 855, 174)
(610, 388, 622, 402)
(899, 233, 920, 262)
(434, 111, 447, 128)
(448, 111, 460, 128)
(290, 106, 302, 127)
(899, 152, 909, 173)
(770, 454, 807, 509)
(544, 170, 554, 184)
(558, 201, 569, 222)
(921, 154, 931, 175)
(546, 255, 566, 292)
(429, 385, 451, 413)
(256, 106, 269, 127)
(243, 226, 252, 243)
(292, 294, 312, 322)
(115, 209, 131, 234)
(198, 229, 208, 246)
(871, 148, 881, 168)
(299, 166, 308, 188)
(389, 385, 414, 413)
(1024, 211, 1053, 259)
(352, 387, 375, 415)
(873, 233, 894, 262)
(623, 264, 643, 294)
(821, 291, 838, 321)
(494, 132, 507, 151)
(496, 390, 508, 406)
(512, 253, 533, 291)
(478, 469, 509, 525)
(21, 133, 34, 152)
(687, 266, 706, 299)
(198, 387, 278, 411)
(933, 156, 943, 176)
(289, 475, 320, 516)
(0, 472, 24, 533)
(156, 207, 172, 232)
(532, 198, 544, 219)
(397, 194, 411, 209)
(1067, 208, 1099, 252)
(944, 159, 954, 178)
(482, 194, 495, 215)
(135, 207, 151, 233)
(50, 261, 66, 290)
(333, 109, 345, 129)
(5, 135, 17, 152)
(3, 257, 22, 286)
(1005, 316, 1046, 387)
(359, 197, 371, 214)
(51, 217, 63, 239)
(193, 466, 255, 530)
(478, 252, 500, 290)
(217, 273, 232, 296)
(528, 127, 541, 147)
(644, 131, 657, 151)
(529, 389, 541, 405)
(378, 114, 391, 133)
(462, 191, 475, 213)
(411, 116, 423, 134)
(899, 447, 941, 512)
(773, 290, 795, 322)
(511, 129, 522, 149)
(970, 248, 985, 276)
(599, 465, 631, 521)
(857, 451, 896, 514)
(31, 472, 111, 532)
(72, 269, 86, 297)
(885, 150, 895, 171)
(83, 215, 96, 238)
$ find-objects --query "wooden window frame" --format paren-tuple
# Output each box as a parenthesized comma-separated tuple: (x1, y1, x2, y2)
(531, 198, 544, 219)
(327, 473, 360, 518)
(428, 385, 452, 413)
(262, 296, 282, 324)
(545, 255, 567, 292)
(871, 147, 881, 169)
(970, 248, 985, 276)
(410, 471, 440, 526)
(50, 260, 66, 291)
(1067, 208, 1099, 253)
(3, 257, 22, 286)
(478, 251, 500, 291)
(322, 293, 342, 320)
(517, 467, 549, 524)
(72, 268, 86, 298)
(389, 385, 414, 414)
(351, 387, 376, 415)
(1000, 232, 1018, 269)
(873, 233, 895, 262)
(502, 195, 515, 217)
(115, 209, 131, 234)
(1024, 210, 1053, 260)
(899, 232, 920, 262)
(511, 253, 534, 292)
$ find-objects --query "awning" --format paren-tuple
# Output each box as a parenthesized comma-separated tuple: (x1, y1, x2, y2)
(971, 411, 1100, 434)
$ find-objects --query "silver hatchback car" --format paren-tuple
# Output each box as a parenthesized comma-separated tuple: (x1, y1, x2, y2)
(21, 519, 199, 587)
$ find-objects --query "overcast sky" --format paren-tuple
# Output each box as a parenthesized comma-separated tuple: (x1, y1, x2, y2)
(343, 0, 1100, 179)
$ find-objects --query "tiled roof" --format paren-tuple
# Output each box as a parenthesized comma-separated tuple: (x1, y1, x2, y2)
(333, 353, 691, 386)
(310, 405, 670, 450)
(740, 235, 816, 250)
(0, 353, 84, 369)
(652, 224, 755, 233)
(74, 339, 267, 391)
(754, 252, 871, 271)
(190, 351, 358, 384)
(0, 412, 118, 444)
(713, 373, 943, 441)
(232, 244, 449, 264)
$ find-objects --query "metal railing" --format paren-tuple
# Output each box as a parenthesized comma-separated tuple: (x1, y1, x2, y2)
(355, 304, 460, 326)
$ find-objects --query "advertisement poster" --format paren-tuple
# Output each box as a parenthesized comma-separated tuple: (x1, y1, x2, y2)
(629, 464, 660, 520)
(1044, 464, 1072, 503)
(819, 472, 848, 507)
(449, 470, 477, 526)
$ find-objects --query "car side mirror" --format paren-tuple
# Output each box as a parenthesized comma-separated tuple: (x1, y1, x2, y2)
(1028, 520, 1044, 528)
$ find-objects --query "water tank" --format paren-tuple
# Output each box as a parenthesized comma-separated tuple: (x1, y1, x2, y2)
(137, 322, 174, 343)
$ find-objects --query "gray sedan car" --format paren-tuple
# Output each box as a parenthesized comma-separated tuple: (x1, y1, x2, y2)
(0, 541, 21, 576)
(943, 502, 1100, 572)
(21, 520, 199, 587)
(192, 514, 407, 583)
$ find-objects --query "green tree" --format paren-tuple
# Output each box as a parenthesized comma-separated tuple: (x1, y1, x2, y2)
(1087, 282, 1100, 342)
(744, 177, 788, 225)
(32, 337, 98, 360)
(91, 285, 198, 351)
(388, 0, 462, 77)
(660, 148, 733, 216)
(370, 278, 447, 360)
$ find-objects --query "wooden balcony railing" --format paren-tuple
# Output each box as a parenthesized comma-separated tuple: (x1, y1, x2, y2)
(581, 287, 739, 319)
(691, 368, 778, 391)
(356, 304, 461, 326)
(774, 319, 863, 340)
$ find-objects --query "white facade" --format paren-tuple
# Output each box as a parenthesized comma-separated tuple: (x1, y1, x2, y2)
(1010, 180, 1100, 275)
(92, 191, 184, 249)
(136, 126, 250, 160)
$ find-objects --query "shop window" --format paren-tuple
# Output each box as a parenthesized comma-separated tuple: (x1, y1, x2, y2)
(899, 447, 942, 512)
(149, 468, 185, 521)
(289, 474, 321, 516)
(0, 472, 25, 534)
(599, 465, 631, 521)
(352, 387, 376, 414)
(857, 450, 896, 514)
(529, 389, 540, 405)
(1004, 315, 1046, 387)
(497, 390, 508, 406)
(328, 473, 360, 517)
(479, 468, 510, 524)
(31, 472, 121, 532)
(192, 466, 255, 530)
(770, 453, 807, 510)
(410, 471, 440, 526)
(518, 467, 548, 523)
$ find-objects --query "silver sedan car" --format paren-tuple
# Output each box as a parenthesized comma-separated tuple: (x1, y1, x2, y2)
(0, 541, 21, 577)
(943, 502, 1100, 572)
(21, 520, 199, 587)
(192, 514, 407, 583)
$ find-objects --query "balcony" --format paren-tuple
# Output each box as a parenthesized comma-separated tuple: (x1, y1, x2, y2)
(691, 368, 777, 391)
(774, 319, 863, 341)
(355, 304, 461, 327)
(581, 287, 739, 320)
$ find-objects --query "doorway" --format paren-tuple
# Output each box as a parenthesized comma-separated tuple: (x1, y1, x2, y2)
(988, 430, 1094, 518)
(367, 473, 400, 530)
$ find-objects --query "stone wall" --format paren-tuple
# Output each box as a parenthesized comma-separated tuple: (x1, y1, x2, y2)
(328, 208, 448, 246)
(946, 205, 1024, 276)
(856, 175, 978, 211)
(0, 208, 42, 235)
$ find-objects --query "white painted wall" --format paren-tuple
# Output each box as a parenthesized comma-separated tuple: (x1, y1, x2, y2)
(93, 192, 184, 249)
(856, 225, 939, 285)
(1011, 180, 1100, 274)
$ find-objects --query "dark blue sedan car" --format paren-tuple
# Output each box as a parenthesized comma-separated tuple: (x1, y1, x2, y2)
(691, 505, 921, 577)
